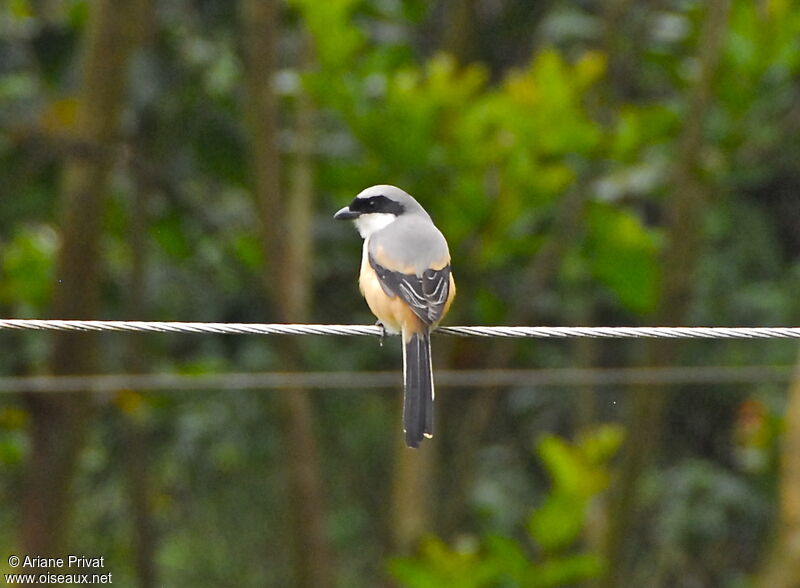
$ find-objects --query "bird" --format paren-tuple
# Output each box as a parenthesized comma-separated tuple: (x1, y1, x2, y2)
(334, 185, 456, 448)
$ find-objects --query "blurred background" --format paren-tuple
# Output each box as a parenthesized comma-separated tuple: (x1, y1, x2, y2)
(1, 0, 800, 586)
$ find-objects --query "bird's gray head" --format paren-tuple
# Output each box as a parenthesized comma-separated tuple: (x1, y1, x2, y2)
(333, 185, 430, 238)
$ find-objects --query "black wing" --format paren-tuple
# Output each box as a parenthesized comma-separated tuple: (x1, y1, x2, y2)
(369, 255, 451, 326)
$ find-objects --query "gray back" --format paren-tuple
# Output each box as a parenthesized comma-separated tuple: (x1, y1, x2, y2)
(369, 212, 450, 275)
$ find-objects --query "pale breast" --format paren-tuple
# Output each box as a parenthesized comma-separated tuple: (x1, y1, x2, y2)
(359, 238, 420, 334)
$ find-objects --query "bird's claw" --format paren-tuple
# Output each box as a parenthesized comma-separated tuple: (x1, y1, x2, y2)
(375, 321, 386, 347)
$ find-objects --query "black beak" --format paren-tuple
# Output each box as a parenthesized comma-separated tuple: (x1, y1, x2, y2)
(334, 206, 360, 220)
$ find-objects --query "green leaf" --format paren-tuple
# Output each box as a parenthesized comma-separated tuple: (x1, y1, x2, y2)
(232, 234, 262, 269)
(0, 223, 57, 309)
(579, 424, 625, 465)
(388, 536, 500, 588)
(536, 435, 584, 493)
(290, 0, 365, 69)
(524, 553, 606, 587)
(528, 492, 587, 551)
(150, 215, 192, 260)
(483, 534, 531, 582)
(584, 201, 660, 314)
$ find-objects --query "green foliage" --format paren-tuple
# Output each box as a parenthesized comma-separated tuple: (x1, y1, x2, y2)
(607, 105, 679, 163)
(150, 214, 193, 260)
(530, 425, 623, 550)
(389, 426, 623, 588)
(2, 0, 800, 585)
(637, 459, 770, 585)
(391, 533, 605, 588)
(0, 406, 26, 465)
(291, 0, 364, 69)
(0, 223, 57, 312)
(583, 201, 660, 314)
(302, 12, 627, 320)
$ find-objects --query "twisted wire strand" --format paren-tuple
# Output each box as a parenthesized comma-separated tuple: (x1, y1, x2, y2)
(0, 319, 799, 339)
(438, 326, 800, 339)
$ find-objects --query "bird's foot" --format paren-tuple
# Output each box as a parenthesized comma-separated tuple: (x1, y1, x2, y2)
(375, 321, 386, 347)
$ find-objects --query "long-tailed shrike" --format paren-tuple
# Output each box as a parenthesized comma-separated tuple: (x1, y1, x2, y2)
(334, 185, 456, 448)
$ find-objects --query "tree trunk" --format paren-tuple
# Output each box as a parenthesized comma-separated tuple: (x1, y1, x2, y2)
(123, 5, 158, 585)
(601, 2, 732, 585)
(241, 0, 285, 301)
(22, 0, 142, 560)
(122, 151, 157, 588)
(442, 0, 476, 63)
(390, 431, 436, 554)
(601, 0, 639, 100)
(241, 3, 334, 586)
(754, 351, 800, 588)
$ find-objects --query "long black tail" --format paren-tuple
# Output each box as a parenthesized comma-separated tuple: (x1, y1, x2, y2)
(402, 329, 434, 448)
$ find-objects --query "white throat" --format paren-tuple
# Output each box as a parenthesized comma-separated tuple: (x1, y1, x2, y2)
(354, 213, 397, 239)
